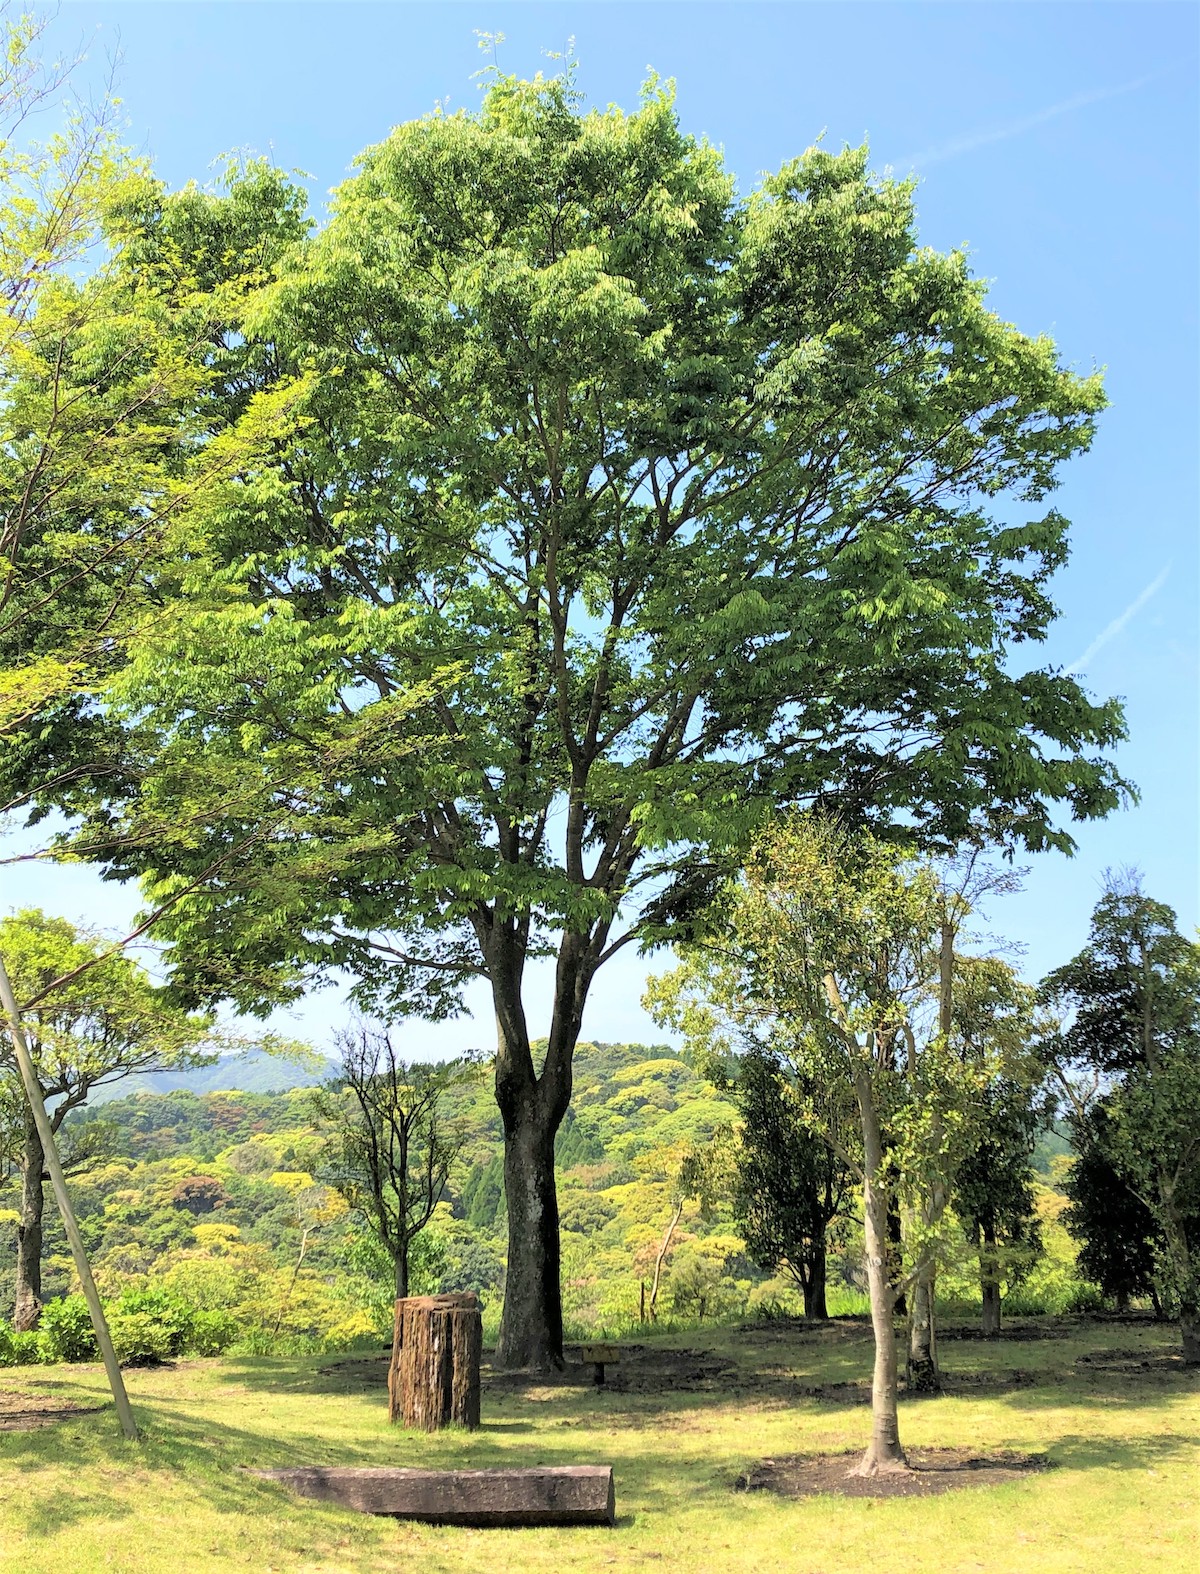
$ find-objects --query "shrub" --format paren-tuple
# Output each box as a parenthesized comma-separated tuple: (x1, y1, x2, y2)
(37, 1294, 99, 1363)
(110, 1287, 195, 1355)
(108, 1309, 174, 1367)
(184, 1308, 238, 1356)
(0, 1320, 41, 1367)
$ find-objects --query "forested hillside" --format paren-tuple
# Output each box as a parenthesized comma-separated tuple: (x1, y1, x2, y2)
(1, 1042, 748, 1347)
(1, 1040, 1093, 1358)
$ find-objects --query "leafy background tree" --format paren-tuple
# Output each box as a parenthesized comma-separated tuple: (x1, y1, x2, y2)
(1043, 873, 1200, 1360)
(4, 64, 1124, 1373)
(726, 1046, 854, 1319)
(1063, 1117, 1167, 1316)
(0, 909, 212, 1327)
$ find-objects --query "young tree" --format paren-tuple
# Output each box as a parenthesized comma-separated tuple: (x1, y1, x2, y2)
(1042, 874, 1200, 1361)
(317, 1027, 466, 1299)
(5, 67, 1125, 1369)
(0, 909, 212, 1327)
(728, 1046, 853, 1318)
(1063, 1112, 1166, 1314)
(649, 814, 1040, 1473)
(954, 1079, 1044, 1335)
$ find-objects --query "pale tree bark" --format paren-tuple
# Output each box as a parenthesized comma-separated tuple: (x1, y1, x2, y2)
(649, 1199, 684, 1321)
(907, 916, 955, 1392)
(851, 1067, 908, 1475)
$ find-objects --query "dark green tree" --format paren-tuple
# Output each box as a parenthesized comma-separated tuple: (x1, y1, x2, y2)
(954, 1081, 1043, 1335)
(730, 1046, 853, 1318)
(1043, 873, 1200, 1362)
(1062, 1110, 1165, 1314)
(6, 67, 1125, 1370)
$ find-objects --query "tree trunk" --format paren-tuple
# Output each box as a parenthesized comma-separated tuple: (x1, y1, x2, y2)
(1157, 1186, 1199, 1365)
(802, 1236, 828, 1319)
(649, 1199, 683, 1320)
(13, 1113, 45, 1331)
(851, 1073, 908, 1476)
(888, 1202, 906, 1318)
(978, 1215, 1001, 1336)
(1180, 1303, 1200, 1365)
(394, 1249, 409, 1301)
(490, 929, 592, 1372)
(495, 1093, 563, 1369)
(907, 1264, 941, 1393)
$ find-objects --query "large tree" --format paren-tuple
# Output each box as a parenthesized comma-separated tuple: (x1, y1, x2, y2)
(5, 67, 1124, 1368)
(1042, 873, 1200, 1361)
(0, 909, 211, 1327)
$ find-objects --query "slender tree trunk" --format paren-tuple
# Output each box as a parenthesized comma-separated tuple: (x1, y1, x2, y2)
(650, 1199, 683, 1321)
(1157, 1185, 1199, 1364)
(852, 1073, 908, 1476)
(887, 1202, 906, 1318)
(907, 1264, 940, 1393)
(13, 1112, 45, 1331)
(803, 1236, 828, 1319)
(980, 1215, 1002, 1337)
(394, 1248, 409, 1301)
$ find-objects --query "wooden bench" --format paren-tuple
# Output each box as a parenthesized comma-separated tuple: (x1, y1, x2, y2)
(249, 1465, 615, 1527)
(579, 1343, 622, 1385)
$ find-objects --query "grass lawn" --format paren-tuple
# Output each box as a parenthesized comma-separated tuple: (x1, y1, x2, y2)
(1, 1315, 1196, 1573)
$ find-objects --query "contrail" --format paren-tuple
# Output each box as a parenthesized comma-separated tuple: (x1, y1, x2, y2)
(1063, 565, 1170, 677)
(897, 74, 1157, 170)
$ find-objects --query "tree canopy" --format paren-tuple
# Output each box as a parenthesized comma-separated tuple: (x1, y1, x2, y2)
(2, 64, 1126, 1366)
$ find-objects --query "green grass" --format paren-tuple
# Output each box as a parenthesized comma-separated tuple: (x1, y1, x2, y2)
(1, 1316, 1196, 1573)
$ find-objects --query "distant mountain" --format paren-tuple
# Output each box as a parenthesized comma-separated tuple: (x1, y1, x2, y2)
(88, 1048, 337, 1104)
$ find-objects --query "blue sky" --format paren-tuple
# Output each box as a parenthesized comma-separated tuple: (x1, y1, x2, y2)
(8, 1, 1198, 1056)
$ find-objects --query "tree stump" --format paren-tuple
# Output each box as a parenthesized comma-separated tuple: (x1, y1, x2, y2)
(388, 1292, 481, 1430)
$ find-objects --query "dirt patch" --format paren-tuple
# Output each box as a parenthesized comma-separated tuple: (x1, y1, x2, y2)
(793, 1369, 1039, 1404)
(316, 1355, 390, 1389)
(940, 1324, 1071, 1343)
(1075, 1349, 1197, 1377)
(0, 1394, 107, 1431)
(735, 1447, 1052, 1499)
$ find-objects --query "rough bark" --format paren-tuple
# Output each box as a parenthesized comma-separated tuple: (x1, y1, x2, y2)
(1180, 1304, 1200, 1365)
(851, 1072, 908, 1475)
(802, 1236, 828, 1319)
(389, 1293, 481, 1430)
(980, 1216, 1002, 1337)
(13, 1113, 45, 1331)
(491, 928, 593, 1371)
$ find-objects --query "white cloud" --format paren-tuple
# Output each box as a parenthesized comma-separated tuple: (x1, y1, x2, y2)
(1064, 565, 1170, 677)
(897, 74, 1157, 170)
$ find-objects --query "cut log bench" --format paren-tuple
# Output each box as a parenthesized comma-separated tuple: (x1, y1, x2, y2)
(248, 1465, 616, 1527)
(388, 1292, 481, 1431)
(579, 1342, 621, 1385)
